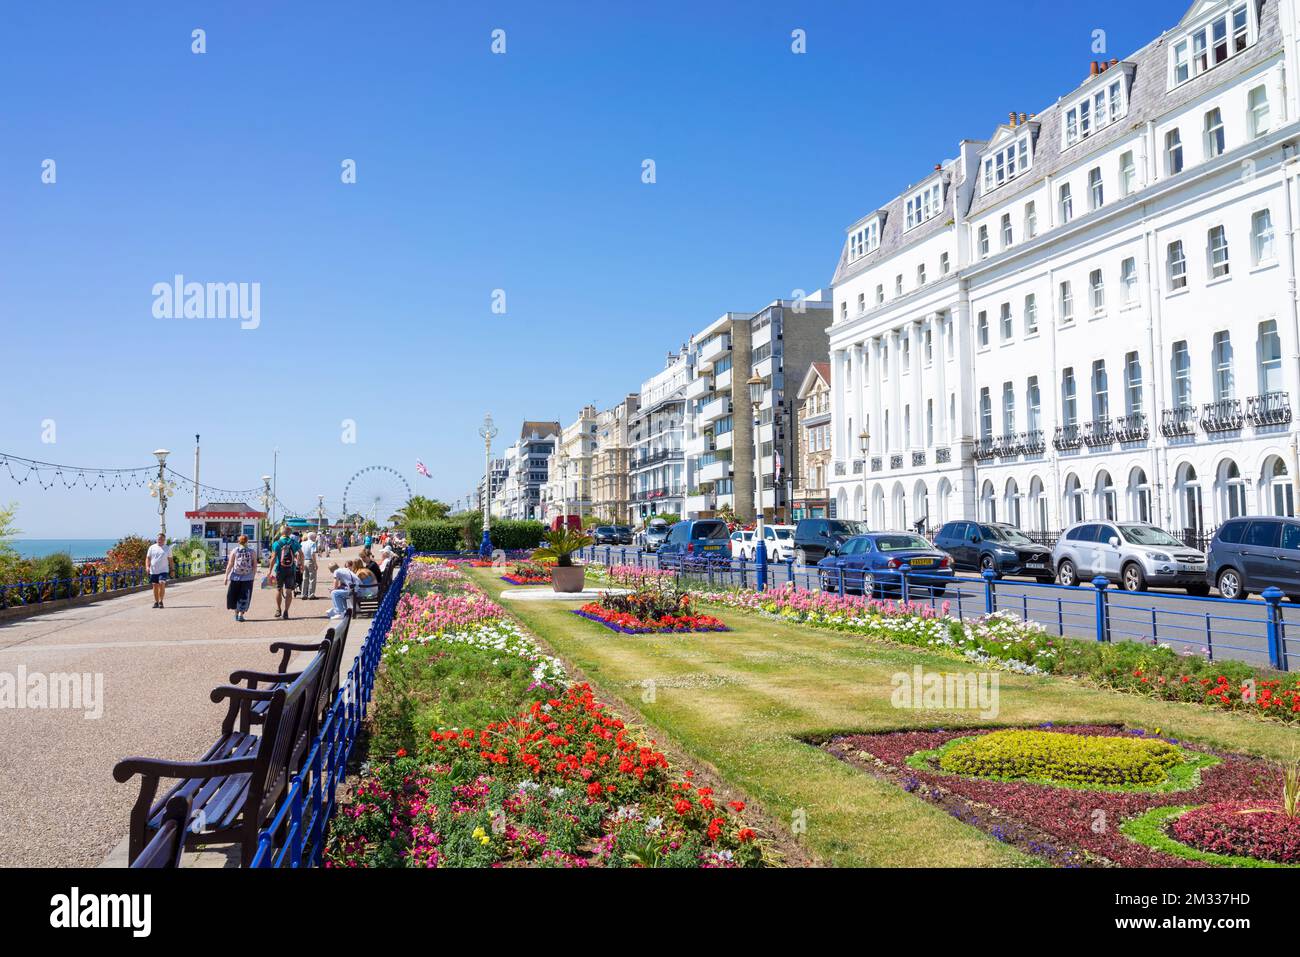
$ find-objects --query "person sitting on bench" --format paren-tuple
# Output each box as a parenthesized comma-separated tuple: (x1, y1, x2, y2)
(327, 562, 360, 620)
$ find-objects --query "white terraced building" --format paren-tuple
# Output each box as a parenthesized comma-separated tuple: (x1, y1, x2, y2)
(828, 0, 1300, 545)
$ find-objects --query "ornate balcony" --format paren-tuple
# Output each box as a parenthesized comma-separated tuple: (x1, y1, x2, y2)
(912, 451, 927, 467)
(973, 437, 999, 461)
(1160, 406, 1196, 437)
(935, 447, 952, 464)
(1023, 430, 1045, 454)
(890, 454, 904, 470)
(1082, 419, 1114, 448)
(852, 459, 865, 474)
(1246, 391, 1293, 427)
(1053, 424, 1083, 451)
(1113, 413, 1149, 443)
(834, 461, 846, 477)
(996, 433, 1022, 457)
(871, 456, 883, 472)
(1200, 398, 1244, 433)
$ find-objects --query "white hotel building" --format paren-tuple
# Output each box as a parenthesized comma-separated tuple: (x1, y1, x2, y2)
(829, 0, 1300, 543)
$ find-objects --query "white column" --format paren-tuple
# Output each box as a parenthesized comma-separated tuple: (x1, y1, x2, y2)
(934, 314, 949, 446)
(831, 348, 846, 462)
(871, 336, 884, 456)
(890, 328, 904, 450)
(910, 320, 925, 450)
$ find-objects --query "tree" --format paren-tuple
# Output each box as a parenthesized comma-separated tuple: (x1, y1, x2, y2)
(0, 502, 19, 562)
(392, 496, 450, 527)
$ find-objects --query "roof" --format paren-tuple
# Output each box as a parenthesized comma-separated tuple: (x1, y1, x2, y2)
(797, 361, 831, 399)
(832, 163, 957, 287)
(520, 421, 560, 441)
(185, 502, 264, 519)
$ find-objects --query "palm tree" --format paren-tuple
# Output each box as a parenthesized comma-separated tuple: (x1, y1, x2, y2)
(392, 495, 450, 527)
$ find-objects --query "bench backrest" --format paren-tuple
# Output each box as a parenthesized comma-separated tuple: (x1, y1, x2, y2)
(131, 795, 190, 869)
(320, 612, 351, 715)
(253, 650, 327, 820)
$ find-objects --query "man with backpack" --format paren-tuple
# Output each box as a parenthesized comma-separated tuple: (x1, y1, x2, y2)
(269, 526, 303, 620)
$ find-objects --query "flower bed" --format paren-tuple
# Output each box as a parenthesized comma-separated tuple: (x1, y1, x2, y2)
(1168, 801, 1300, 865)
(934, 729, 1186, 790)
(574, 589, 728, 635)
(500, 561, 551, 586)
(828, 724, 1283, 867)
(691, 583, 1300, 722)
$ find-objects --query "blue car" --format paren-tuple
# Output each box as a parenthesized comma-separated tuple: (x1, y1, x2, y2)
(815, 532, 955, 598)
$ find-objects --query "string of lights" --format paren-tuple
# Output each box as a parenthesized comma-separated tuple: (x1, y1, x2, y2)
(0, 451, 264, 502)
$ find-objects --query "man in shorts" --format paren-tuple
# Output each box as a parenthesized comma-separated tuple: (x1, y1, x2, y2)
(146, 532, 171, 609)
(270, 527, 303, 620)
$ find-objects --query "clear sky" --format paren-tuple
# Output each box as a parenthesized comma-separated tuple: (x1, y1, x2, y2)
(0, 0, 1184, 537)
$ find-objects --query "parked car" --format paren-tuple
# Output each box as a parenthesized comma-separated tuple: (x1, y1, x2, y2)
(793, 518, 869, 566)
(592, 526, 619, 545)
(815, 532, 954, 597)
(933, 521, 1054, 582)
(730, 529, 755, 559)
(642, 522, 670, 552)
(1206, 517, 1300, 601)
(1052, 521, 1209, 594)
(656, 519, 731, 568)
(758, 524, 797, 562)
(612, 525, 634, 545)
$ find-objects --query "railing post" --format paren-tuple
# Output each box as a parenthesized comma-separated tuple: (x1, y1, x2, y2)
(899, 565, 910, 605)
(755, 542, 768, 593)
(1263, 587, 1287, 671)
(289, 775, 305, 867)
(1092, 576, 1111, 643)
(982, 568, 996, 614)
(836, 565, 845, 597)
(739, 555, 747, 590)
(785, 555, 794, 588)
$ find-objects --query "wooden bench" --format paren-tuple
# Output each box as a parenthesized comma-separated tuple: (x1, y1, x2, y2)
(130, 795, 191, 869)
(238, 613, 353, 733)
(113, 647, 327, 865)
(350, 588, 379, 619)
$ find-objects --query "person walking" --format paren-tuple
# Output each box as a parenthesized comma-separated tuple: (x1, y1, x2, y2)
(146, 533, 171, 609)
(223, 534, 257, 622)
(301, 532, 319, 600)
(269, 526, 303, 620)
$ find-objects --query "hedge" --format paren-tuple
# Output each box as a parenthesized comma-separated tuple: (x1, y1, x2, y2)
(407, 519, 545, 554)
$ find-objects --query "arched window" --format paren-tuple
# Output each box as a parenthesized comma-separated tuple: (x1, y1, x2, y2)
(1028, 476, 1048, 532)
(936, 478, 953, 525)
(892, 484, 908, 530)
(1175, 463, 1203, 535)
(1264, 456, 1294, 517)
(980, 480, 997, 522)
(1064, 473, 1085, 524)
(872, 486, 886, 530)
(1128, 468, 1151, 523)
(1217, 459, 1246, 521)
(1095, 471, 1117, 520)
(1004, 478, 1022, 527)
(914, 482, 931, 535)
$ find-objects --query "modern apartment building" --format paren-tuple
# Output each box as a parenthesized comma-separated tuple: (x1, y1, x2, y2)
(499, 421, 560, 521)
(592, 394, 640, 523)
(629, 347, 692, 524)
(476, 457, 508, 516)
(543, 406, 598, 524)
(828, 0, 1300, 541)
(793, 361, 833, 519)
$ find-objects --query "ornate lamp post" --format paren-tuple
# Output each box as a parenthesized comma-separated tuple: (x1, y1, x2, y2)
(261, 475, 273, 551)
(148, 449, 175, 538)
(859, 429, 871, 526)
(747, 372, 768, 588)
(478, 413, 498, 557)
(557, 449, 570, 531)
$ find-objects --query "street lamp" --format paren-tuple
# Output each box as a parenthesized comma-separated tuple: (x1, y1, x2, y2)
(478, 413, 499, 557)
(859, 429, 871, 526)
(147, 449, 175, 538)
(317, 494, 325, 540)
(557, 449, 570, 531)
(261, 475, 273, 550)
(747, 372, 768, 582)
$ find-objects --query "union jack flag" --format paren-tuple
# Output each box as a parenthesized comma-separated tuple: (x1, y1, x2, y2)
(415, 460, 431, 478)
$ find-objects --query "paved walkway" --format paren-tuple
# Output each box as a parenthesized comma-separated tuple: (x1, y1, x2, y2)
(0, 547, 364, 867)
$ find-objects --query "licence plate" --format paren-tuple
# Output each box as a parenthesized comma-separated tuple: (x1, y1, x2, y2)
(909, 558, 935, 566)
(1025, 562, 1046, 570)
(1179, 563, 1205, 572)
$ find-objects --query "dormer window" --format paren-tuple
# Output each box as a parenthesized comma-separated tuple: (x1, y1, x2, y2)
(1171, 2, 1253, 86)
(982, 132, 1033, 194)
(1063, 76, 1128, 149)
(848, 218, 881, 262)
(905, 181, 943, 230)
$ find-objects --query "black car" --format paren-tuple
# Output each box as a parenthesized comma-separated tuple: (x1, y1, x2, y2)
(1206, 517, 1300, 601)
(611, 525, 634, 545)
(793, 518, 869, 566)
(933, 521, 1054, 582)
(592, 525, 619, 545)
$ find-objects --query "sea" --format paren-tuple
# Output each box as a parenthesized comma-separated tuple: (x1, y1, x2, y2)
(11, 539, 119, 561)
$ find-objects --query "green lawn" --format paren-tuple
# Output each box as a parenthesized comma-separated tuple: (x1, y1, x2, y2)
(476, 570, 1300, 868)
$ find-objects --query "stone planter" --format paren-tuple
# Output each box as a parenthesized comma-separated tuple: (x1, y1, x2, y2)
(551, 565, 586, 593)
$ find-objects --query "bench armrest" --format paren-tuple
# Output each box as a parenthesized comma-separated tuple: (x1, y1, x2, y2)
(228, 669, 300, 685)
(209, 684, 280, 705)
(112, 754, 258, 784)
(269, 639, 329, 672)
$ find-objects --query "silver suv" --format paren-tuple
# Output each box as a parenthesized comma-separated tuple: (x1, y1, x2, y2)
(1053, 521, 1210, 594)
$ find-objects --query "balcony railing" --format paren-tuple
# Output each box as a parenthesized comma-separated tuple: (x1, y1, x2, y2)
(1023, 430, 1045, 454)
(1246, 391, 1293, 427)
(1082, 418, 1114, 448)
(911, 451, 927, 467)
(1114, 412, 1149, 443)
(1161, 405, 1196, 437)
(834, 461, 846, 477)
(935, 447, 952, 464)
(852, 459, 864, 474)
(871, 456, 883, 472)
(1201, 398, 1243, 433)
(890, 454, 904, 470)
(1053, 424, 1083, 450)
(973, 437, 998, 461)
(633, 448, 684, 468)
(996, 433, 1021, 457)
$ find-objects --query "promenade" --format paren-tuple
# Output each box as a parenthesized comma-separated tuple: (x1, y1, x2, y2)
(0, 547, 363, 867)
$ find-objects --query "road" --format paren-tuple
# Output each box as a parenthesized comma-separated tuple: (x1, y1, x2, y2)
(584, 545, 1288, 670)
(0, 549, 363, 867)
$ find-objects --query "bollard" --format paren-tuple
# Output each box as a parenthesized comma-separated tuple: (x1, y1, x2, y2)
(1092, 576, 1111, 643)
(755, 541, 768, 593)
(982, 568, 997, 614)
(1263, 587, 1288, 671)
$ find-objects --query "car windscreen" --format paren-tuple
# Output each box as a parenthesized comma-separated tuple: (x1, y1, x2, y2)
(874, 535, 932, 552)
(692, 521, 729, 540)
(827, 521, 868, 537)
(774, 529, 793, 539)
(1118, 525, 1183, 547)
(984, 525, 1032, 544)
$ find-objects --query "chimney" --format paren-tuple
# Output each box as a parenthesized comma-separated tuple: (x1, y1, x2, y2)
(1009, 111, 1017, 126)
(934, 163, 942, 172)
(1110, 58, 1119, 67)
(1019, 112, 1028, 125)
(1090, 61, 1100, 77)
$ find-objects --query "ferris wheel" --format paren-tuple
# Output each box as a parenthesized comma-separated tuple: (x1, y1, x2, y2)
(342, 465, 412, 526)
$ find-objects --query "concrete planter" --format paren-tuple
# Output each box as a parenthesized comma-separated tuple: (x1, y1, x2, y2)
(551, 565, 586, 593)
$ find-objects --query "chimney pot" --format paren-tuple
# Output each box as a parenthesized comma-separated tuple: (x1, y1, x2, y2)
(1009, 111, 1017, 126)
(934, 163, 942, 171)
(1090, 61, 1100, 76)
(1110, 58, 1119, 66)
(1019, 112, 1028, 124)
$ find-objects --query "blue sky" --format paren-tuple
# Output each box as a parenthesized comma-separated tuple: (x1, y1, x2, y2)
(0, 0, 1184, 536)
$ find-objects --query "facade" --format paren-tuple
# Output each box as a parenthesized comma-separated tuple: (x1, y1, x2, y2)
(592, 394, 640, 523)
(630, 348, 692, 524)
(684, 314, 754, 520)
(476, 457, 508, 516)
(499, 421, 560, 521)
(793, 362, 833, 519)
(829, 0, 1300, 542)
(543, 406, 598, 524)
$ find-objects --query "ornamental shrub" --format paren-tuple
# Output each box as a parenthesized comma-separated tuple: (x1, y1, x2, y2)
(939, 729, 1182, 787)
(407, 520, 465, 553)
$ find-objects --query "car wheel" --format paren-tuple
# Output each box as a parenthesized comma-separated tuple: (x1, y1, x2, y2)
(1121, 563, 1148, 592)
(1057, 559, 1077, 587)
(1216, 568, 1245, 601)
(1186, 584, 1211, 598)
(819, 573, 834, 592)
(979, 555, 999, 578)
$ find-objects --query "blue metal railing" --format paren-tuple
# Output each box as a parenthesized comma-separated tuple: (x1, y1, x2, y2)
(579, 546, 1289, 671)
(249, 547, 412, 868)
(0, 560, 212, 610)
